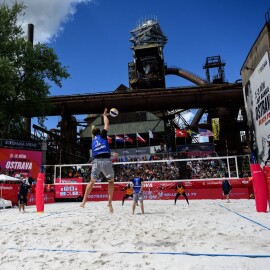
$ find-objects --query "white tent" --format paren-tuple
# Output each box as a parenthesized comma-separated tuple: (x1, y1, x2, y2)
(0, 174, 20, 181)
(0, 174, 21, 208)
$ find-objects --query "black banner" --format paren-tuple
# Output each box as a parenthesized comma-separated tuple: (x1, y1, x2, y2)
(1, 139, 41, 150)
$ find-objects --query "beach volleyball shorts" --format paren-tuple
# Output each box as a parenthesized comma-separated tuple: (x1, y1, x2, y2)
(91, 158, 114, 180)
(133, 192, 144, 203)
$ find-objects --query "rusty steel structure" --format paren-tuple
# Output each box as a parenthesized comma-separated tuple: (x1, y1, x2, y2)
(21, 19, 247, 164)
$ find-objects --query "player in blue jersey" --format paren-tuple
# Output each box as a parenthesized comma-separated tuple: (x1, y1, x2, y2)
(80, 108, 116, 213)
(131, 170, 144, 214)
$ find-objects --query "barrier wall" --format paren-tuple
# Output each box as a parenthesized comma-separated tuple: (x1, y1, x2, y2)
(0, 183, 54, 206)
(83, 179, 251, 201)
(1, 178, 252, 205)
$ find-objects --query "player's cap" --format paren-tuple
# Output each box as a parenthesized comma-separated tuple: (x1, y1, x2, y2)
(267, 138, 270, 142)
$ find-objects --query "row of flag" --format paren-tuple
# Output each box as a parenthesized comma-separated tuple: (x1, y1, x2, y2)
(175, 128, 216, 138)
(175, 118, 220, 140)
(175, 128, 214, 138)
(104, 118, 220, 144)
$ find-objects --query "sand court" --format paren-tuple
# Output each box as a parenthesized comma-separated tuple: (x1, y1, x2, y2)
(1, 199, 270, 270)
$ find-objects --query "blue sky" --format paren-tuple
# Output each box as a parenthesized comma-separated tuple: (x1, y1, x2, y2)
(2, 0, 270, 130)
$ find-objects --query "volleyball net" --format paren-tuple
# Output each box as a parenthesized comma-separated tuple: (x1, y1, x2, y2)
(42, 155, 252, 200)
(44, 154, 251, 185)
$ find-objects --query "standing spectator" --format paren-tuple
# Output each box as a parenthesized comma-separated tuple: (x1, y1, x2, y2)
(18, 179, 30, 213)
(131, 170, 144, 215)
(222, 179, 232, 203)
(174, 182, 189, 205)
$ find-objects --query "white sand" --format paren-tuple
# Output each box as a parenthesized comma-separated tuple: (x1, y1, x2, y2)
(1, 199, 270, 270)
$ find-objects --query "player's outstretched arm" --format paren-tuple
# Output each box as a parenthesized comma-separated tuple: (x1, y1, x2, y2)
(103, 108, 109, 131)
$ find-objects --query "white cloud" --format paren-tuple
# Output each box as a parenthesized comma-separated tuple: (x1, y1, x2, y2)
(0, 0, 94, 43)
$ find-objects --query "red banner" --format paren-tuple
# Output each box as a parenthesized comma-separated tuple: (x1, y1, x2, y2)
(0, 148, 42, 179)
(82, 179, 250, 201)
(28, 192, 55, 206)
(0, 183, 54, 206)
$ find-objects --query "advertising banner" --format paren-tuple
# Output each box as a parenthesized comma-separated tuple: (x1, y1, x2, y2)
(27, 192, 55, 206)
(2, 139, 41, 150)
(0, 148, 42, 179)
(0, 183, 20, 205)
(84, 179, 250, 201)
(243, 52, 270, 166)
(54, 178, 83, 199)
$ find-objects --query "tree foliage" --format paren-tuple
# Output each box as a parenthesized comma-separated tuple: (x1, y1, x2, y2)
(0, 2, 70, 139)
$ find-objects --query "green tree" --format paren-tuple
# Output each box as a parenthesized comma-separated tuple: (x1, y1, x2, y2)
(0, 2, 70, 139)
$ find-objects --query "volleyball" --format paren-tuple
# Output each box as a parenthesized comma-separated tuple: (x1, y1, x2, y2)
(110, 108, 119, 117)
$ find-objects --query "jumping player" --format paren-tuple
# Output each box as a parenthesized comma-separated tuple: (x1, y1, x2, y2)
(131, 170, 144, 214)
(174, 182, 189, 205)
(80, 108, 116, 213)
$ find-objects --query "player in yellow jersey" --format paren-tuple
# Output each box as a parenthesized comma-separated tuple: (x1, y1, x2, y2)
(174, 182, 189, 205)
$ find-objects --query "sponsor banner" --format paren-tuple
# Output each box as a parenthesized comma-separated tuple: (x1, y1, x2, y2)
(27, 192, 55, 206)
(2, 139, 41, 150)
(0, 148, 42, 179)
(85, 188, 249, 201)
(243, 52, 270, 166)
(0, 183, 20, 205)
(83, 179, 250, 201)
(54, 178, 83, 199)
(0, 183, 54, 206)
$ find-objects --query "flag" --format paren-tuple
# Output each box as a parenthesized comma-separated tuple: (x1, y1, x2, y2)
(107, 136, 113, 144)
(211, 118, 220, 140)
(186, 128, 198, 137)
(115, 135, 125, 143)
(175, 128, 187, 138)
(124, 134, 133, 143)
(198, 128, 214, 137)
(149, 130, 154, 139)
(91, 125, 95, 139)
(136, 133, 146, 143)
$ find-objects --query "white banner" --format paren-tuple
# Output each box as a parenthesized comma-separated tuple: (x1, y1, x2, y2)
(243, 52, 270, 166)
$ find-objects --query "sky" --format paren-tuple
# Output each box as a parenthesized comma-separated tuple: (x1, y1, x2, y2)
(2, 0, 270, 131)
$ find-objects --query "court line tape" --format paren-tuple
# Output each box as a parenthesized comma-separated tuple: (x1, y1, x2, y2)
(218, 204, 270, 231)
(7, 247, 270, 258)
